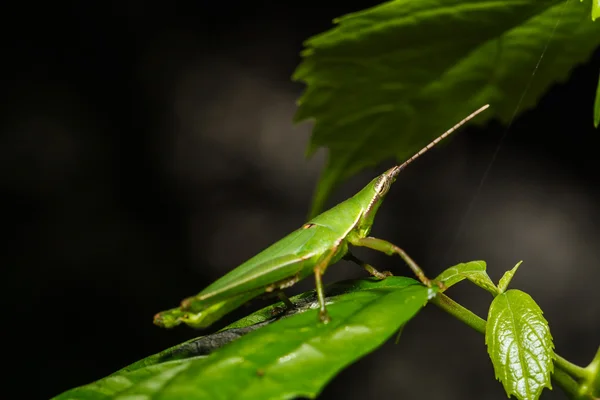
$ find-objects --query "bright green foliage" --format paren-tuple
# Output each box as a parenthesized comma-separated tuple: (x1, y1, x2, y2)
(435, 260, 498, 296)
(294, 0, 600, 216)
(53, 277, 432, 400)
(498, 261, 523, 293)
(592, 0, 600, 21)
(486, 290, 555, 400)
(594, 72, 600, 128)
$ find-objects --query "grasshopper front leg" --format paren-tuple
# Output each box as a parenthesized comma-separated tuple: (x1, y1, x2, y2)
(344, 252, 392, 280)
(349, 236, 442, 289)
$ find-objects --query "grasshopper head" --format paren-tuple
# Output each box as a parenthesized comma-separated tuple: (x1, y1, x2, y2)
(353, 166, 399, 237)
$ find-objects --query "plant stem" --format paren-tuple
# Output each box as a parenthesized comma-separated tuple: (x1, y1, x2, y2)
(556, 354, 592, 381)
(553, 368, 581, 398)
(430, 292, 590, 398)
(431, 292, 486, 334)
(585, 346, 600, 398)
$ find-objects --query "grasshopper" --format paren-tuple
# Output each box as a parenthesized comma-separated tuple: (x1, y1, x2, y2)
(154, 104, 489, 328)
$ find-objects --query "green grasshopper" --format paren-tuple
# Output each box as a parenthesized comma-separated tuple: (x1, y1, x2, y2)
(154, 104, 489, 328)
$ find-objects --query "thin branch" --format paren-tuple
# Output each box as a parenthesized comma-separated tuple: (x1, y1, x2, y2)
(553, 368, 581, 398)
(556, 354, 592, 381)
(430, 292, 590, 399)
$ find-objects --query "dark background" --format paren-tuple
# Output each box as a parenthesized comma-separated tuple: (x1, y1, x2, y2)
(2, 1, 599, 399)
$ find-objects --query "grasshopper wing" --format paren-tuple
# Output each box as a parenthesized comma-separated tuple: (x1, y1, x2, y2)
(183, 253, 316, 312)
(183, 225, 342, 311)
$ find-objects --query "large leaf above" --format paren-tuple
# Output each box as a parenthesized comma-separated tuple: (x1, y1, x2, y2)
(53, 277, 433, 400)
(294, 0, 600, 216)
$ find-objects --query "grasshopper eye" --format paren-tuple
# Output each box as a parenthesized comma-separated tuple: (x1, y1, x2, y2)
(374, 176, 391, 196)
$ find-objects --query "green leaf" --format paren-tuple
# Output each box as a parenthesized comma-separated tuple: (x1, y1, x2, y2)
(593, 0, 600, 21)
(56, 359, 199, 400)
(294, 0, 600, 216)
(465, 273, 502, 297)
(498, 261, 523, 293)
(54, 277, 432, 400)
(435, 260, 498, 295)
(117, 324, 272, 375)
(435, 260, 487, 288)
(486, 290, 555, 400)
(594, 71, 600, 128)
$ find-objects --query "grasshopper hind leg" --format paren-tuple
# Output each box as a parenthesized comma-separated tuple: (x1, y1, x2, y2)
(276, 291, 294, 309)
(267, 290, 295, 318)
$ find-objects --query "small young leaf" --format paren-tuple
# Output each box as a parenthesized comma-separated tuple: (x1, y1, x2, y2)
(435, 260, 498, 295)
(435, 260, 486, 288)
(498, 261, 523, 293)
(486, 290, 555, 400)
(53, 277, 432, 400)
(594, 71, 600, 128)
(465, 273, 502, 297)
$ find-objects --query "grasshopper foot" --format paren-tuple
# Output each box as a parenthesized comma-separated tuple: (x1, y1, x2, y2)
(419, 277, 446, 291)
(373, 270, 393, 280)
(434, 279, 447, 291)
(319, 309, 331, 324)
(418, 275, 433, 288)
(270, 305, 287, 316)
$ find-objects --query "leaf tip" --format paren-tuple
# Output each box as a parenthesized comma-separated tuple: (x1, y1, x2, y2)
(498, 261, 523, 293)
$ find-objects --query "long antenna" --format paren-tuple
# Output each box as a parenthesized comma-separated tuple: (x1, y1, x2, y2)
(390, 104, 490, 178)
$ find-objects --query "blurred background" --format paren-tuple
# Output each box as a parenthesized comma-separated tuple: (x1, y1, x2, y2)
(2, 1, 599, 399)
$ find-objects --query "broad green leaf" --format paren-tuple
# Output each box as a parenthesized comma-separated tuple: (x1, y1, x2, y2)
(56, 359, 198, 400)
(294, 0, 600, 216)
(116, 324, 271, 375)
(498, 260, 523, 293)
(595, 71, 600, 128)
(593, 0, 600, 21)
(54, 277, 432, 400)
(486, 290, 555, 400)
(435, 260, 498, 295)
